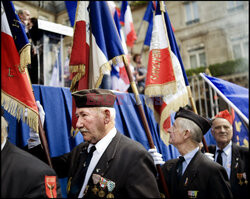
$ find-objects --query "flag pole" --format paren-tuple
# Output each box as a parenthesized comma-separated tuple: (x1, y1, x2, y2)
(25, 67, 53, 168)
(159, 1, 209, 152)
(122, 56, 170, 199)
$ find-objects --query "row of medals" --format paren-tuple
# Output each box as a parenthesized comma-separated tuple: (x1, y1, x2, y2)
(84, 174, 115, 198)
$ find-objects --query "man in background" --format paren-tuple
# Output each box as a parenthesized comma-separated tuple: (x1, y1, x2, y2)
(209, 109, 249, 199)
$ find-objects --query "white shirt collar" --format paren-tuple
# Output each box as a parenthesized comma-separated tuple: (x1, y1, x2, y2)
(1, 138, 7, 151)
(216, 141, 232, 156)
(88, 127, 117, 154)
(183, 147, 199, 163)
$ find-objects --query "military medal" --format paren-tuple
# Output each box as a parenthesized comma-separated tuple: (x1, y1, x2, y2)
(98, 189, 106, 198)
(92, 174, 101, 195)
(99, 177, 107, 198)
(184, 177, 188, 186)
(188, 190, 198, 198)
(237, 173, 243, 185)
(106, 180, 115, 198)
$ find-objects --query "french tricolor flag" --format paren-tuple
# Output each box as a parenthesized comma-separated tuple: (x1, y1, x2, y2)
(69, 1, 127, 133)
(145, 1, 188, 146)
(108, 1, 130, 92)
(1, 1, 39, 132)
(120, 1, 137, 48)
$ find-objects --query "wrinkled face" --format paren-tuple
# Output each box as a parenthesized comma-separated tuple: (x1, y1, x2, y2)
(167, 118, 185, 147)
(75, 107, 105, 144)
(211, 118, 233, 145)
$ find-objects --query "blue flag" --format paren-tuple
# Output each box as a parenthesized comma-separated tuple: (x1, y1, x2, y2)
(65, 1, 77, 27)
(143, 1, 155, 46)
(233, 111, 249, 147)
(200, 73, 249, 125)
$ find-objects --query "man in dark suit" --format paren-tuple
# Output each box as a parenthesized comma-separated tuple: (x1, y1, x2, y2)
(30, 89, 161, 198)
(1, 109, 62, 198)
(155, 107, 233, 199)
(209, 109, 249, 199)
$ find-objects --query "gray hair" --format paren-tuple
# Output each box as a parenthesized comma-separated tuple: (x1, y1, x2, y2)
(98, 107, 116, 121)
(178, 118, 203, 143)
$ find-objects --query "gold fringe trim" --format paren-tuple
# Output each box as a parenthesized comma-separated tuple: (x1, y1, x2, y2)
(69, 64, 86, 92)
(95, 62, 111, 88)
(1, 91, 39, 133)
(159, 92, 189, 146)
(145, 80, 177, 96)
(95, 54, 127, 88)
(19, 44, 31, 72)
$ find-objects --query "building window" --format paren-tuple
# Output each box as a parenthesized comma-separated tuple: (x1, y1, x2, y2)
(232, 41, 249, 60)
(227, 1, 244, 12)
(184, 1, 200, 25)
(189, 48, 206, 68)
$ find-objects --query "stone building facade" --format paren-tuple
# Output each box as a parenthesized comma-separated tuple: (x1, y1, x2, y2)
(12, 1, 248, 88)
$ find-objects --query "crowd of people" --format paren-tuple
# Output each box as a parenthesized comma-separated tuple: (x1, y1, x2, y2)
(2, 87, 249, 198)
(1, 6, 248, 199)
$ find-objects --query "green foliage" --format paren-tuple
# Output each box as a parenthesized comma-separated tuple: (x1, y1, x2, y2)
(185, 58, 248, 77)
(129, 1, 148, 9)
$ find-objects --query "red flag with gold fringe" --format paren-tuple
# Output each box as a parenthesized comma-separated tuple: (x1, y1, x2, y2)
(1, 1, 39, 133)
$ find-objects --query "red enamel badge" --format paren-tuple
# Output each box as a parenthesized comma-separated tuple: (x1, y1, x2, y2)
(45, 176, 57, 198)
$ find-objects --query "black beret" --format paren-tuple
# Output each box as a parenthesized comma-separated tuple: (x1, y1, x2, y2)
(72, 89, 116, 108)
(175, 107, 211, 135)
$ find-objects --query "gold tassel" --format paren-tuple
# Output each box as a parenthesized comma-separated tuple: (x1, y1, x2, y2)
(1, 91, 39, 133)
(19, 44, 31, 72)
(69, 64, 86, 92)
(145, 81, 177, 96)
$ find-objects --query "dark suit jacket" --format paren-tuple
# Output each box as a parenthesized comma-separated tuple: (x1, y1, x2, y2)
(51, 131, 161, 198)
(208, 143, 249, 199)
(161, 150, 233, 199)
(1, 140, 62, 198)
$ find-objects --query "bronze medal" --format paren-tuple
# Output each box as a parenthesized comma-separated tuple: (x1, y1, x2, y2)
(237, 173, 243, 185)
(92, 185, 99, 195)
(98, 189, 106, 198)
(106, 192, 114, 198)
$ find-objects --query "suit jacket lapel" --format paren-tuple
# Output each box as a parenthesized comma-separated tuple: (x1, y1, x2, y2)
(230, 144, 240, 183)
(181, 151, 201, 187)
(92, 131, 121, 176)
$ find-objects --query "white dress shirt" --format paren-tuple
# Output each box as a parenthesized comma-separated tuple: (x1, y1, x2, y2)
(215, 141, 232, 179)
(1, 137, 7, 151)
(78, 128, 117, 198)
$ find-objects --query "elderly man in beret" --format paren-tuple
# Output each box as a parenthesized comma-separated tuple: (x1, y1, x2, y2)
(150, 106, 233, 199)
(28, 89, 161, 198)
(209, 109, 249, 199)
